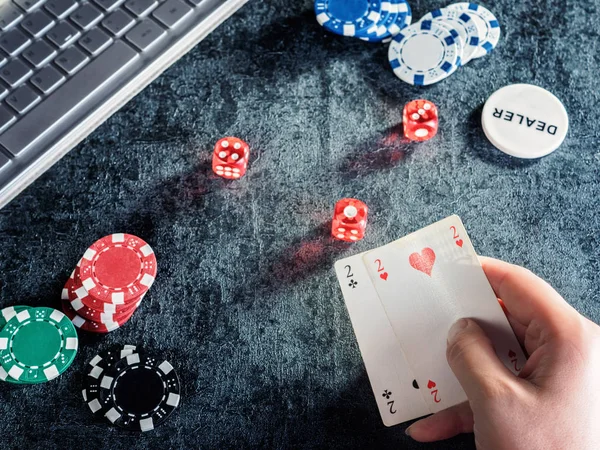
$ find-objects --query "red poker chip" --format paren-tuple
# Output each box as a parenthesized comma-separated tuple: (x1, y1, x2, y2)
(70, 264, 143, 314)
(79, 233, 157, 305)
(61, 295, 135, 334)
(64, 278, 141, 324)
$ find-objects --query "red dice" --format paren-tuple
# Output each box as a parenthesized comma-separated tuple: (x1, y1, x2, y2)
(332, 198, 368, 242)
(212, 137, 250, 179)
(403, 99, 438, 142)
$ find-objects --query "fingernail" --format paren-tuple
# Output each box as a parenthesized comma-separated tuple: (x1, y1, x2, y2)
(448, 318, 469, 343)
(405, 425, 413, 436)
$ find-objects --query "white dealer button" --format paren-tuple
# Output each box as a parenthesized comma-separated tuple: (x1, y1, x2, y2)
(481, 84, 569, 159)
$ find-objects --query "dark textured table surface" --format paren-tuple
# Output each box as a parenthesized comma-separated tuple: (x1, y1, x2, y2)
(1, 0, 599, 448)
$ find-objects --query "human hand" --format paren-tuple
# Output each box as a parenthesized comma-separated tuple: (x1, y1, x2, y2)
(406, 257, 600, 450)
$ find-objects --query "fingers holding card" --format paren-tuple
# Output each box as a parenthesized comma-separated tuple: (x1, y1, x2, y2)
(334, 215, 526, 424)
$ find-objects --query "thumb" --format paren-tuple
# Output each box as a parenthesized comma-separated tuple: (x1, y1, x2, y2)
(446, 318, 516, 403)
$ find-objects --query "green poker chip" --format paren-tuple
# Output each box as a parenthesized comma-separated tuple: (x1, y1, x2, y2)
(0, 305, 32, 384)
(0, 306, 79, 383)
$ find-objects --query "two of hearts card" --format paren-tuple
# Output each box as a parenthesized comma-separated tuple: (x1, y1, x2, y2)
(334, 215, 526, 426)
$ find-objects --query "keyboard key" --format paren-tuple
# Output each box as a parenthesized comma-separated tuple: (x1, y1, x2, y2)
(20, 10, 55, 38)
(0, 59, 32, 87)
(125, 19, 165, 51)
(0, 28, 31, 56)
(70, 3, 103, 30)
(6, 84, 41, 114)
(102, 9, 135, 37)
(45, 0, 79, 19)
(0, 4, 23, 30)
(47, 21, 80, 48)
(79, 28, 112, 55)
(125, 0, 157, 17)
(30, 65, 64, 93)
(55, 46, 89, 74)
(0, 105, 16, 132)
(93, 0, 123, 12)
(153, 0, 191, 28)
(13, 0, 45, 12)
(0, 41, 138, 155)
(0, 150, 10, 171)
(22, 40, 57, 68)
(0, 83, 8, 100)
(187, 0, 205, 6)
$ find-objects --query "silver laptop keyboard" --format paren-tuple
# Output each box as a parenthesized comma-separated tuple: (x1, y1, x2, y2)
(0, 0, 247, 208)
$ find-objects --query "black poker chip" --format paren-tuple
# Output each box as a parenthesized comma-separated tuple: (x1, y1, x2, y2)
(82, 344, 140, 418)
(98, 352, 181, 432)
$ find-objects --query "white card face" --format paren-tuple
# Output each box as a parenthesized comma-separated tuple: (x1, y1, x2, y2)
(362, 215, 526, 414)
(334, 253, 430, 426)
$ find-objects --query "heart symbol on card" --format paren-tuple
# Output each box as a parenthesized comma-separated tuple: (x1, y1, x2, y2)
(427, 380, 436, 389)
(455, 239, 463, 248)
(409, 248, 436, 276)
(379, 272, 388, 281)
(508, 350, 516, 358)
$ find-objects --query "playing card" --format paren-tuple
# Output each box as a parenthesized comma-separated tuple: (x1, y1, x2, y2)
(334, 253, 429, 426)
(362, 215, 526, 414)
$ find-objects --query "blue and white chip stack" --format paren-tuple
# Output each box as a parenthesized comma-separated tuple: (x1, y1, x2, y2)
(314, 1, 500, 87)
(389, 3, 501, 85)
(314, 0, 412, 43)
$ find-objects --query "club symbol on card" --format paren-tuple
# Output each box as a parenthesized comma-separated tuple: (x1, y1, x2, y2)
(348, 279, 358, 289)
(427, 380, 441, 403)
(379, 272, 388, 281)
(508, 350, 521, 372)
(409, 248, 436, 276)
(455, 239, 463, 247)
(382, 390, 392, 399)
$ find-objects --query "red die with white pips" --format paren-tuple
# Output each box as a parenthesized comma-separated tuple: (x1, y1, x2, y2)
(212, 137, 250, 179)
(403, 99, 438, 142)
(332, 198, 368, 242)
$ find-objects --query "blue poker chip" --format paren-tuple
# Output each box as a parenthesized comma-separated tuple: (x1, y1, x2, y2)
(360, 0, 401, 41)
(359, 0, 411, 43)
(446, 3, 500, 58)
(388, 20, 460, 86)
(315, 0, 384, 37)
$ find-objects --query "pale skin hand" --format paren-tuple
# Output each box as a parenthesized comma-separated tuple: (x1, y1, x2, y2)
(406, 257, 600, 450)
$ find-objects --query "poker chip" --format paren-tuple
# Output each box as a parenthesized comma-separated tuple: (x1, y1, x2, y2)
(60, 233, 156, 333)
(481, 84, 569, 159)
(64, 277, 141, 324)
(83, 344, 139, 418)
(0, 307, 78, 383)
(388, 20, 460, 86)
(315, 0, 384, 37)
(62, 296, 135, 333)
(421, 7, 480, 64)
(445, 3, 500, 58)
(98, 352, 181, 432)
(79, 233, 157, 305)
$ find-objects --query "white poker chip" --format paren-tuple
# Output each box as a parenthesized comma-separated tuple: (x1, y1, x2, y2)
(446, 3, 500, 58)
(421, 7, 480, 65)
(388, 20, 460, 86)
(481, 84, 569, 159)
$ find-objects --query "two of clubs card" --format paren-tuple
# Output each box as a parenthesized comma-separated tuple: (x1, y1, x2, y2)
(334, 215, 526, 426)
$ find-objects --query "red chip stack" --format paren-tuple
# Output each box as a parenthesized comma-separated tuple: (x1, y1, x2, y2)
(61, 233, 157, 333)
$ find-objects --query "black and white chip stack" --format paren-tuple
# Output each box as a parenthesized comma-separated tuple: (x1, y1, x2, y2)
(82, 345, 181, 432)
